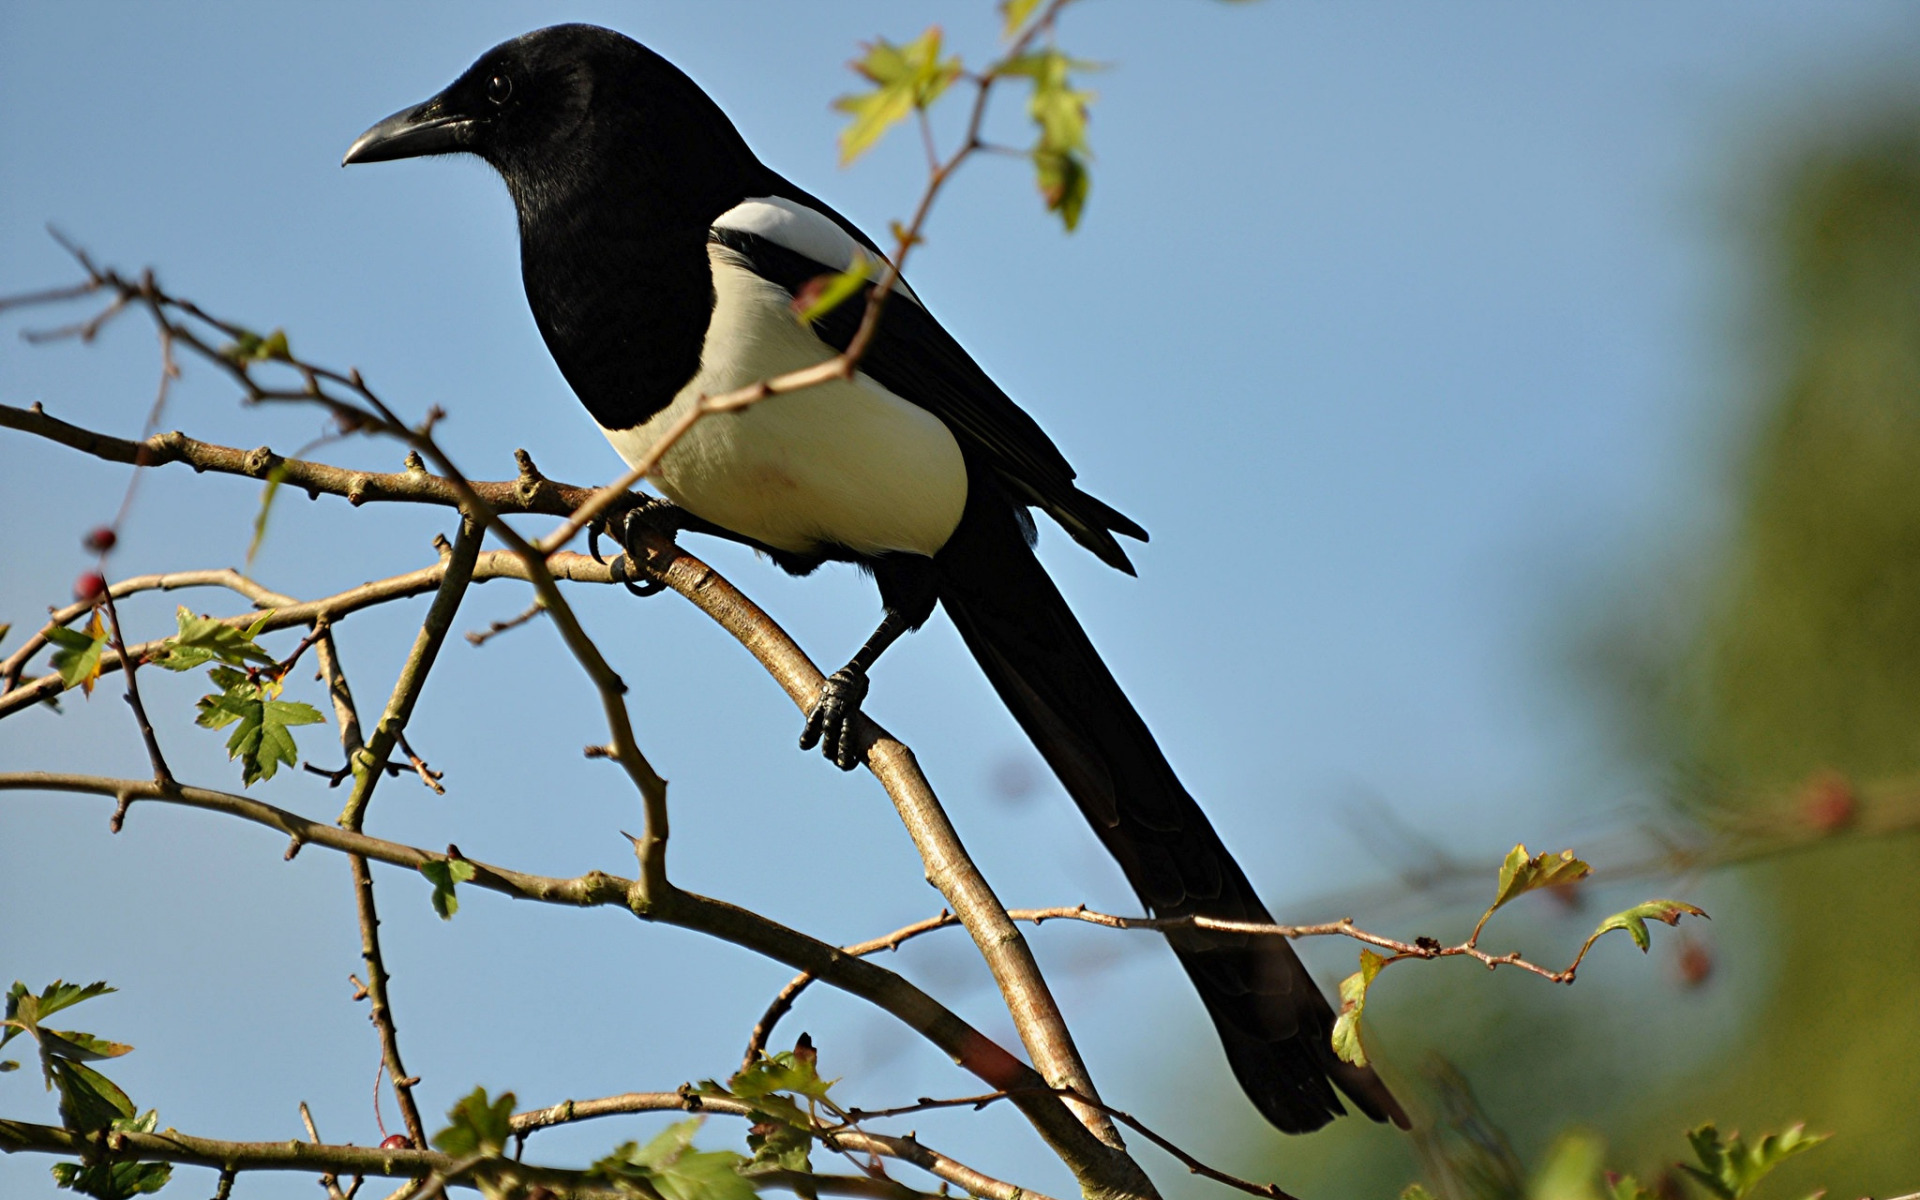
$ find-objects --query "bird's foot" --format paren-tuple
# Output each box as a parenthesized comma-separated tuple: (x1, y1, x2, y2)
(592, 497, 689, 597)
(799, 667, 870, 771)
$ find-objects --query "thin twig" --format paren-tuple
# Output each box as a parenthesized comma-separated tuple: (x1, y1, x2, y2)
(510, 1090, 1053, 1200)
(833, 1087, 1300, 1200)
(96, 585, 175, 791)
(464, 600, 545, 647)
(0, 549, 620, 719)
(319, 616, 429, 1148)
(338, 515, 481, 828)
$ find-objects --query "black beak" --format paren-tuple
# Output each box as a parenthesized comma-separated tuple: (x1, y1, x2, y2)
(342, 99, 476, 166)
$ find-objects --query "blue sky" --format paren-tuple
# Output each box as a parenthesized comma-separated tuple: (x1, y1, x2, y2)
(4, 4, 1917, 1198)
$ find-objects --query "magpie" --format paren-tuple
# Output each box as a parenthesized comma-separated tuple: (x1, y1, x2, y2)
(344, 23, 1407, 1135)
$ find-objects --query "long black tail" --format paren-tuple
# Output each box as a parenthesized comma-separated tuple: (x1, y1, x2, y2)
(934, 491, 1409, 1134)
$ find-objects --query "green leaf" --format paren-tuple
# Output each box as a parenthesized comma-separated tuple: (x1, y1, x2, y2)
(1000, 48, 1098, 230)
(729, 1045, 836, 1107)
(832, 27, 961, 164)
(1679, 1123, 1828, 1200)
(431, 1086, 517, 1158)
(1330, 948, 1388, 1067)
(193, 665, 321, 786)
(53, 1058, 135, 1132)
(1607, 1174, 1657, 1200)
(1589, 899, 1709, 954)
(46, 613, 108, 697)
(1033, 148, 1089, 231)
(152, 607, 275, 672)
(38, 1029, 132, 1063)
(420, 857, 477, 920)
(220, 327, 290, 364)
(9, 980, 115, 1027)
(999, 0, 1044, 38)
(792, 255, 874, 325)
(1529, 1130, 1606, 1200)
(245, 464, 290, 567)
(1491, 844, 1592, 912)
(591, 1119, 757, 1200)
(51, 1110, 171, 1198)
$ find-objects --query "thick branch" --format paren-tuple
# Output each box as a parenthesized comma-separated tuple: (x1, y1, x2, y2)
(625, 530, 1124, 1149)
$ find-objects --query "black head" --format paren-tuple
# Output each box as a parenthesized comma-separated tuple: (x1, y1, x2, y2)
(344, 24, 763, 223)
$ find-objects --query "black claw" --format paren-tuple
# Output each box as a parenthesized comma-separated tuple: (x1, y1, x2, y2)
(801, 668, 868, 770)
(606, 550, 667, 598)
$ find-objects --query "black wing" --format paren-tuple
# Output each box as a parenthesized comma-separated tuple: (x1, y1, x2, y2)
(710, 185, 1146, 573)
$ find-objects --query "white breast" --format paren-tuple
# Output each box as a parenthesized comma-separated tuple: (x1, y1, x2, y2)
(598, 245, 968, 559)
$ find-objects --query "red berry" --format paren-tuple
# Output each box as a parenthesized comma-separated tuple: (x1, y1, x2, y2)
(1675, 937, 1713, 989)
(82, 527, 117, 553)
(380, 1135, 411, 1151)
(74, 572, 107, 603)
(1800, 770, 1856, 833)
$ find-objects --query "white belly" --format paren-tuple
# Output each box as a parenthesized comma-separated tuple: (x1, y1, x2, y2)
(600, 247, 968, 558)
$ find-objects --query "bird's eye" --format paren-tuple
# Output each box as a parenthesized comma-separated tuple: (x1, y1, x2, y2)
(487, 74, 513, 105)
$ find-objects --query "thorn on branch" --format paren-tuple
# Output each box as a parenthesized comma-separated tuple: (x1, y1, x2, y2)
(109, 791, 134, 833)
(285, 833, 305, 861)
(395, 731, 446, 795)
(584, 743, 620, 761)
(349, 974, 370, 1002)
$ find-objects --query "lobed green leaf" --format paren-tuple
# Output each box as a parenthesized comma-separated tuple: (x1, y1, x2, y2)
(152, 607, 275, 672)
(1490, 844, 1591, 912)
(832, 27, 961, 164)
(1589, 900, 1708, 954)
(432, 1086, 517, 1158)
(1679, 1123, 1827, 1200)
(192, 663, 322, 786)
(591, 1119, 758, 1200)
(46, 614, 108, 697)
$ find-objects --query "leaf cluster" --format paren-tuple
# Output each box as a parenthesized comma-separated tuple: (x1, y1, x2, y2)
(700, 1037, 838, 1175)
(2, 981, 172, 1198)
(1405, 1121, 1828, 1200)
(590, 1119, 758, 1200)
(152, 607, 324, 785)
(834, 28, 961, 165)
(1332, 845, 1707, 1068)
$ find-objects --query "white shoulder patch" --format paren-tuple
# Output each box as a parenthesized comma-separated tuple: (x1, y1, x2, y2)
(712, 195, 920, 306)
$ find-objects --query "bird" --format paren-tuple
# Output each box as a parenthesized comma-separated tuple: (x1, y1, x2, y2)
(344, 22, 1408, 1135)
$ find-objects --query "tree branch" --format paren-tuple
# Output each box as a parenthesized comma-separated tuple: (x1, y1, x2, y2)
(622, 529, 1124, 1149)
(0, 771, 1147, 1200)
(511, 1090, 1057, 1200)
(338, 516, 481, 829)
(3, 403, 1138, 1179)
(0, 1116, 942, 1200)
(316, 634, 428, 1148)
(0, 549, 618, 719)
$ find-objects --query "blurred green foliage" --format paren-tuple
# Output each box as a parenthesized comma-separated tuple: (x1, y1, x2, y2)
(1211, 103, 1920, 1200)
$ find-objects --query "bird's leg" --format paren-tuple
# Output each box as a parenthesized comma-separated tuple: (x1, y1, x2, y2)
(801, 556, 939, 771)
